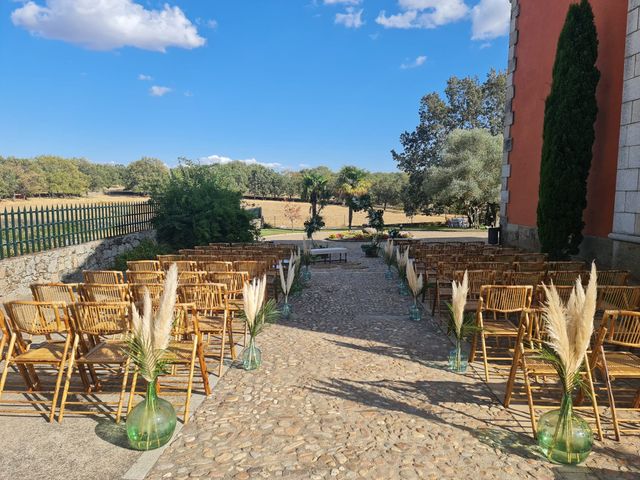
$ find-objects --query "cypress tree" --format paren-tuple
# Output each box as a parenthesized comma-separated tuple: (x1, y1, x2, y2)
(536, 0, 600, 260)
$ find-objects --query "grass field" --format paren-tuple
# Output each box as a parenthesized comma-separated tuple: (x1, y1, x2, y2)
(0, 194, 148, 210)
(243, 199, 446, 229)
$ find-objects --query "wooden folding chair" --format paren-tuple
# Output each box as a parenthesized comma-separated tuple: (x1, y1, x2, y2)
(80, 283, 130, 302)
(470, 285, 533, 382)
(208, 272, 250, 344)
(83, 270, 124, 284)
(126, 270, 165, 284)
(126, 260, 161, 272)
(588, 310, 640, 440)
(59, 302, 132, 423)
(129, 283, 165, 306)
(134, 303, 211, 423)
(177, 283, 234, 376)
(453, 270, 497, 311)
(0, 301, 73, 421)
(514, 261, 547, 273)
(233, 261, 267, 280)
(431, 261, 469, 317)
(516, 253, 548, 263)
(504, 310, 603, 439)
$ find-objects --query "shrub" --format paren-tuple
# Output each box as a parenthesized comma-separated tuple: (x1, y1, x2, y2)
(113, 239, 173, 271)
(152, 163, 257, 250)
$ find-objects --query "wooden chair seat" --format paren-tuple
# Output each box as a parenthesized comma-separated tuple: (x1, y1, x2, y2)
(518, 350, 557, 376)
(167, 341, 198, 361)
(482, 319, 518, 336)
(15, 342, 68, 363)
(198, 316, 227, 334)
(601, 351, 640, 378)
(80, 341, 127, 363)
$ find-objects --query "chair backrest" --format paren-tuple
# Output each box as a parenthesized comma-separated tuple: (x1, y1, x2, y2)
(80, 284, 130, 302)
(207, 272, 249, 297)
(516, 253, 548, 263)
(171, 303, 200, 337)
(129, 284, 165, 304)
(31, 283, 78, 304)
(535, 284, 575, 306)
(177, 271, 207, 284)
(597, 286, 640, 311)
(163, 260, 198, 272)
(504, 271, 546, 288)
(479, 285, 533, 313)
(514, 261, 547, 273)
(83, 270, 124, 284)
(126, 271, 165, 284)
(198, 261, 233, 272)
(233, 261, 267, 279)
(156, 254, 184, 263)
(492, 254, 518, 264)
(547, 261, 586, 271)
(177, 283, 228, 315)
(127, 260, 161, 272)
(472, 262, 511, 273)
(548, 270, 587, 286)
(453, 270, 496, 298)
(4, 301, 70, 335)
(598, 310, 640, 348)
(73, 302, 130, 336)
(597, 270, 630, 286)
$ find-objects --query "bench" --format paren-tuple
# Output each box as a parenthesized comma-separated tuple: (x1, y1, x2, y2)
(310, 247, 348, 263)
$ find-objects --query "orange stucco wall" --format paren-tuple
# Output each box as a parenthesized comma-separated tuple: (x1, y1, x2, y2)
(507, 0, 626, 238)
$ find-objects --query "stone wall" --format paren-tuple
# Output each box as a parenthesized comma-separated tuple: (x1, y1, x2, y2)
(0, 230, 155, 301)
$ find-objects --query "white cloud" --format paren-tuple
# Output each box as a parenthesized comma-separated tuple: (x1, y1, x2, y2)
(376, 0, 468, 29)
(324, 0, 361, 5)
(400, 55, 427, 69)
(201, 155, 282, 170)
(471, 0, 510, 40)
(335, 7, 364, 28)
(149, 85, 171, 97)
(11, 0, 206, 52)
(207, 19, 218, 29)
(138, 73, 152, 81)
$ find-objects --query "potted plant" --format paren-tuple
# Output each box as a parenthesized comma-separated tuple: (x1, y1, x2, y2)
(395, 247, 410, 296)
(300, 238, 313, 281)
(361, 237, 380, 257)
(382, 239, 395, 280)
(126, 265, 178, 451)
(406, 260, 424, 321)
(447, 270, 476, 373)
(278, 253, 297, 319)
(536, 263, 597, 464)
(241, 275, 280, 370)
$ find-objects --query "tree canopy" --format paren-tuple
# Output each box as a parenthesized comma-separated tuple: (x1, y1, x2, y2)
(334, 166, 371, 229)
(126, 157, 170, 194)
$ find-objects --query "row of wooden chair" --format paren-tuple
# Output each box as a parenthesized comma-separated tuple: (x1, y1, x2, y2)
(0, 301, 210, 424)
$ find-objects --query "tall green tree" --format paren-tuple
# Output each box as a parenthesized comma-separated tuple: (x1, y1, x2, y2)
(537, 0, 599, 259)
(335, 166, 371, 230)
(300, 171, 330, 218)
(35, 155, 90, 195)
(126, 157, 170, 194)
(423, 129, 502, 228)
(370, 172, 407, 211)
(393, 69, 506, 213)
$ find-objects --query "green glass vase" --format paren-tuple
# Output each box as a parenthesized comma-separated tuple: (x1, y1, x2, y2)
(126, 380, 177, 451)
(448, 339, 469, 373)
(537, 393, 593, 464)
(281, 301, 292, 319)
(242, 337, 262, 370)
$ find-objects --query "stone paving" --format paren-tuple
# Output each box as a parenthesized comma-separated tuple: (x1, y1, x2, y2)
(147, 242, 640, 480)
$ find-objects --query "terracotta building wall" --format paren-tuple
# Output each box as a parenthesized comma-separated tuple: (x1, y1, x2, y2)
(506, 0, 627, 238)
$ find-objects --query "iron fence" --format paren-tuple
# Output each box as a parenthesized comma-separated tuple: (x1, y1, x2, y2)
(0, 201, 157, 259)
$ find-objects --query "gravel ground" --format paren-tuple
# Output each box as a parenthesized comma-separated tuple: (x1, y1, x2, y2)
(146, 242, 640, 480)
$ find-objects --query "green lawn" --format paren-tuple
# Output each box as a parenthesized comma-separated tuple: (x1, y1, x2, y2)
(261, 228, 305, 237)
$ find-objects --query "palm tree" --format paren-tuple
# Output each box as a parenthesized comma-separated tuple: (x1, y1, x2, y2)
(335, 166, 370, 230)
(300, 172, 329, 218)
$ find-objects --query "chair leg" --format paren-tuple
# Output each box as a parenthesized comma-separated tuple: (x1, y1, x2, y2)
(183, 339, 198, 424)
(480, 332, 490, 383)
(0, 335, 17, 402)
(522, 367, 537, 438)
(197, 340, 211, 396)
(58, 335, 80, 423)
(116, 359, 131, 424)
(584, 357, 603, 441)
(219, 322, 227, 377)
(227, 318, 236, 360)
(50, 337, 72, 423)
(127, 369, 139, 414)
(503, 349, 521, 407)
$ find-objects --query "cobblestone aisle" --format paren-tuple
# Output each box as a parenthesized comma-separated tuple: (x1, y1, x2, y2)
(147, 243, 639, 480)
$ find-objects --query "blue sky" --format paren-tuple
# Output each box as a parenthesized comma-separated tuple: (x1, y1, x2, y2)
(0, 0, 510, 172)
